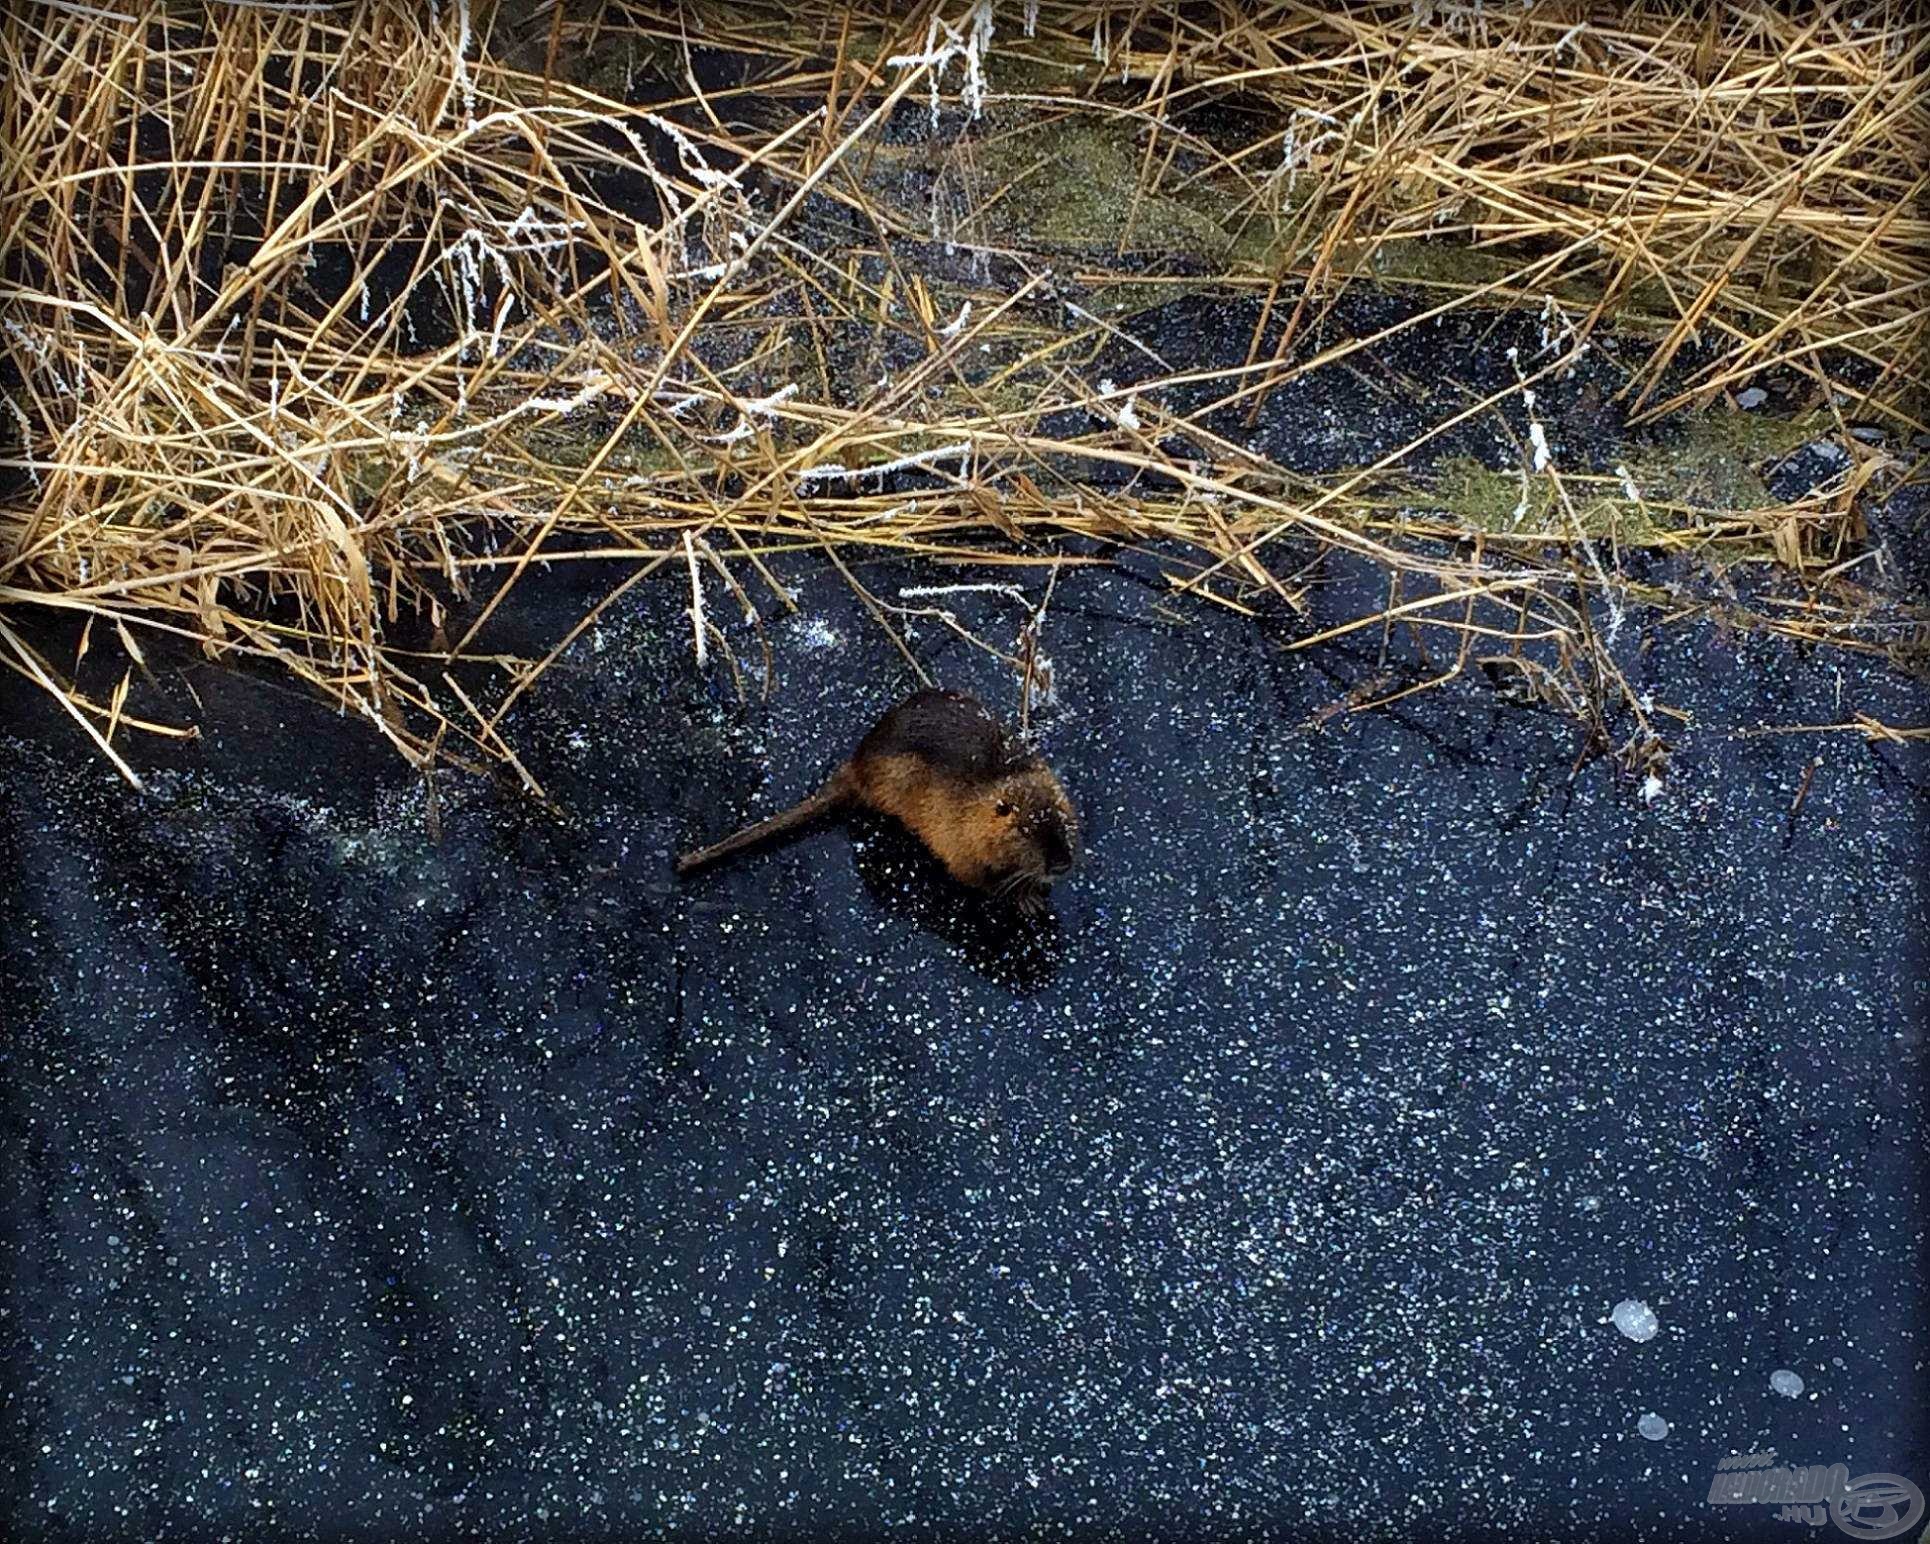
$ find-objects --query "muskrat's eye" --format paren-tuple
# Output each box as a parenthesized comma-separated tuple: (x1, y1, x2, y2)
(994, 799, 1014, 817)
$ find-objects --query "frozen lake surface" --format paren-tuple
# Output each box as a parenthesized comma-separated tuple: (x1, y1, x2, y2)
(3, 550, 1925, 1542)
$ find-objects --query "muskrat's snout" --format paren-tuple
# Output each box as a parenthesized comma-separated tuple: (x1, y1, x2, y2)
(1035, 811, 1078, 880)
(1034, 806, 1080, 880)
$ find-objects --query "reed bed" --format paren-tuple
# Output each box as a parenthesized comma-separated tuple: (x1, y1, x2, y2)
(2, 1, 1925, 787)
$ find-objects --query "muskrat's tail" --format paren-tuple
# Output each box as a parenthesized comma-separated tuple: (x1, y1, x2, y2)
(674, 765, 854, 877)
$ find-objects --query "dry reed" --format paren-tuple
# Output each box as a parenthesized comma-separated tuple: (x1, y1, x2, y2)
(2, 1, 1925, 785)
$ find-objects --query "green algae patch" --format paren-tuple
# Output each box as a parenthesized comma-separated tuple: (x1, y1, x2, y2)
(1623, 406, 1830, 514)
(1423, 458, 1662, 543)
(1366, 240, 1607, 313)
(1428, 457, 1560, 534)
(504, 421, 683, 476)
(869, 112, 1238, 259)
(1416, 405, 1834, 553)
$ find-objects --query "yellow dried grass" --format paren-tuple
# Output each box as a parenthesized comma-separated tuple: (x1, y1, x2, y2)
(1, 1, 1924, 782)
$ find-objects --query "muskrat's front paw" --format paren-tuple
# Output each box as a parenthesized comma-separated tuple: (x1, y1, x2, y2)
(1015, 888, 1048, 920)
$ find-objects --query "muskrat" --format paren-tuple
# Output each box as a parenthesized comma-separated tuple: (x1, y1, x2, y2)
(675, 688, 1079, 914)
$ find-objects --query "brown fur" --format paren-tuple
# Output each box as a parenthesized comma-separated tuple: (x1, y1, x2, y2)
(675, 689, 1079, 911)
